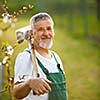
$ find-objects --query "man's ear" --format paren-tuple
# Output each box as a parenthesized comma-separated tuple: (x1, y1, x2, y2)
(29, 30, 34, 38)
(29, 30, 34, 44)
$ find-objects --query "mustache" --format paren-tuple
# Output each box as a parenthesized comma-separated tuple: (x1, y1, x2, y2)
(41, 35, 53, 39)
(33, 34, 54, 44)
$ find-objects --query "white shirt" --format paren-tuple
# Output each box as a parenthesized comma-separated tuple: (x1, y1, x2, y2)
(14, 48, 64, 100)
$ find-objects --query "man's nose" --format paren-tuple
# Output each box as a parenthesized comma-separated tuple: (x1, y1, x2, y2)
(43, 28, 49, 35)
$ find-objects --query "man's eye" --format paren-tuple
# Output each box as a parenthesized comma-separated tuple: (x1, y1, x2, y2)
(38, 28, 43, 31)
(47, 27, 51, 30)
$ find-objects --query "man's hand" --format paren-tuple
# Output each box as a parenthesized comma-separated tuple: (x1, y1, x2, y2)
(28, 78, 52, 95)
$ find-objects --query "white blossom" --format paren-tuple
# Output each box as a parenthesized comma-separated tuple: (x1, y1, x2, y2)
(0, 62, 2, 66)
(7, 45, 14, 55)
(2, 56, 9, 65)
(3, 15, 9, 23)
(28, 4, 34, 9)
(0, 29, 3, 36)
(9, 77, 13, 81)
(2, 13, 12, 23)
(6, 63, 9, 66)
(23, 7, 27, 10)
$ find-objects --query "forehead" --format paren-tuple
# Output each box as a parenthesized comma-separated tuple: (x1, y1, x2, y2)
(34, 19, 53, 28)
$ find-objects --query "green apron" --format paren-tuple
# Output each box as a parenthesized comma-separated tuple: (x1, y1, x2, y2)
(36, 52, 68, 100)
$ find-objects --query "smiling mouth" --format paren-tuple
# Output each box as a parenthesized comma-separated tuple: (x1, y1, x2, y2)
(41, 37, 51, 40)
(40, 37, 52, 43)
(41, 36, 52, 40)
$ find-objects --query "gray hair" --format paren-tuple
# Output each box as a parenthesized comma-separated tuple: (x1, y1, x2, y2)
(30, 12, 54, 30)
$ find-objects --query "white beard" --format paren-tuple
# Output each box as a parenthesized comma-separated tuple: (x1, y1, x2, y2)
(39, 39, 53, 49)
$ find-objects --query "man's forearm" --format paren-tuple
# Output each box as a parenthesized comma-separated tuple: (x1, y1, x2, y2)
(13, 80, 31, 99)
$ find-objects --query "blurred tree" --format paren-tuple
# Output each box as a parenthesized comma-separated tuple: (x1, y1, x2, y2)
(67, 0, 74, 33)
(0, 0, 33, 99)
(96, 0, 100, 20)
(79, 0, 88, 36)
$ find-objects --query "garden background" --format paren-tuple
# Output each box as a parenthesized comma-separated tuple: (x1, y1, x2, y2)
(0, 0, 100, 100)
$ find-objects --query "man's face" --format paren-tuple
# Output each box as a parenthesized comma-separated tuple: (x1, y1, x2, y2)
(32, 19, 55, 49)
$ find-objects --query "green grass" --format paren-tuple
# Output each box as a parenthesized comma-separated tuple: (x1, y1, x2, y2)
(54, 33, 100, 100)
(0, 14, 100, 100)
(53, 15, 100, 100)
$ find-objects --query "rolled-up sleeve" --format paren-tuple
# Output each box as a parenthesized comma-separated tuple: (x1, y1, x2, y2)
(14, 51, 33, 83)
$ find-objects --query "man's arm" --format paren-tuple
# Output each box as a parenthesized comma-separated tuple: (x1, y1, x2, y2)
(13, 78, 52, 99)
(13, 80, 31, 99)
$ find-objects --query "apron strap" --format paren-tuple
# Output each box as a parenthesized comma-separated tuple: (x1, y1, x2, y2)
(36, 58, 49, 76)
(52, 52, 62, 72)
(52, 52, 66, 80)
